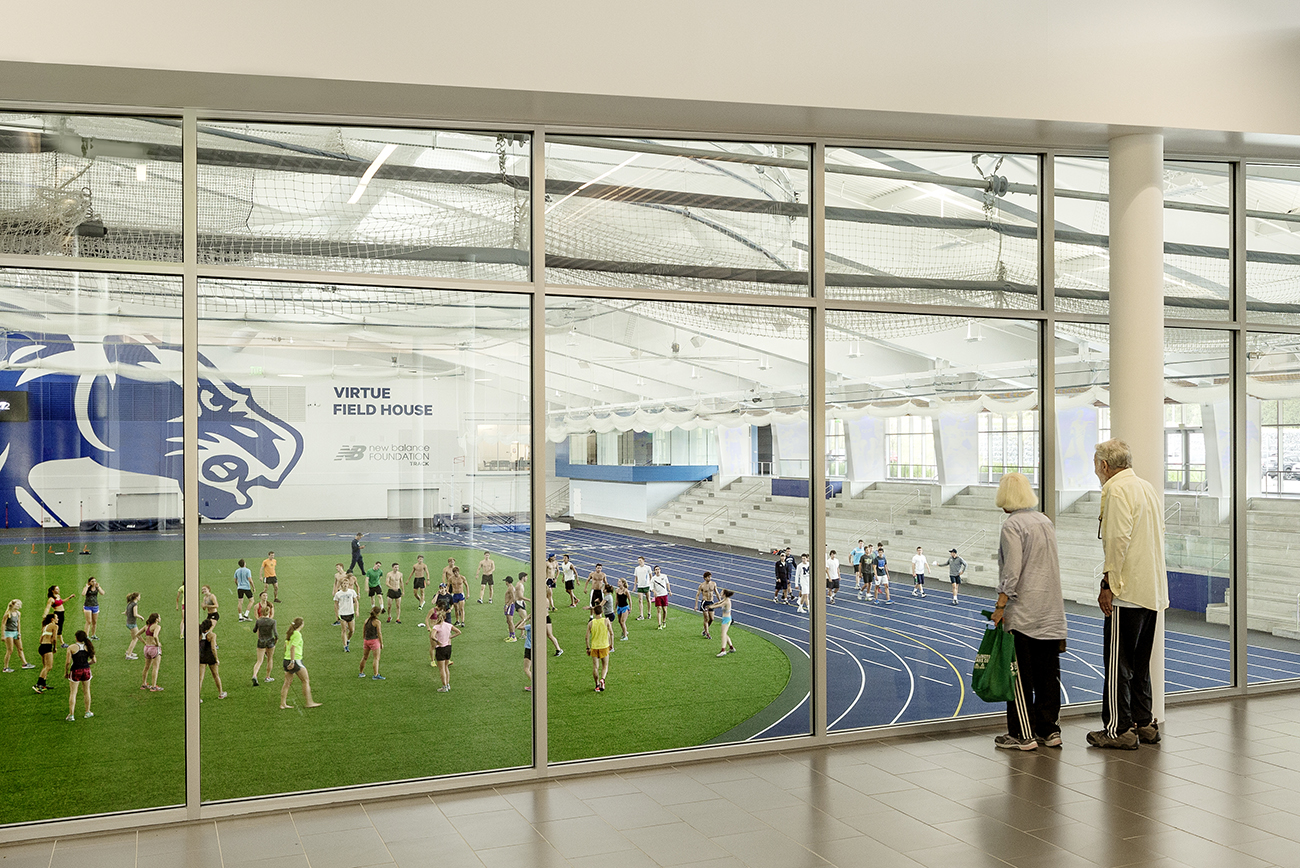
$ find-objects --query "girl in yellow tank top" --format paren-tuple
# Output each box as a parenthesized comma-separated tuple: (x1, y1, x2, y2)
(585, 606, 611, 691)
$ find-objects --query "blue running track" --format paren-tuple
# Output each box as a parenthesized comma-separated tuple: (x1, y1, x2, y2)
(481, 526, 1300, 740)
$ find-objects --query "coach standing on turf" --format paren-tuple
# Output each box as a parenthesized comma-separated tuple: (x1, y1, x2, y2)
(349, 533, 366, 574)
(1090, 439, 1168, 750)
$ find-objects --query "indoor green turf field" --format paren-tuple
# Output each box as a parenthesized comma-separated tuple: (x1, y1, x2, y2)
(0, 534, 790, 822)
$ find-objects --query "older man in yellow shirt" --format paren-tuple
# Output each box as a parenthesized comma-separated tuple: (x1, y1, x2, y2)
(1090, 439, 1169, 750)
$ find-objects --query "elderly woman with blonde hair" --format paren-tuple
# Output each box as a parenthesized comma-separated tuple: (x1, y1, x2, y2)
(990, 472, 1068, 751)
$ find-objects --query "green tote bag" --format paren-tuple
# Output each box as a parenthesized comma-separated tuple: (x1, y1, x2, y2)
(972, 614, 1017, 703)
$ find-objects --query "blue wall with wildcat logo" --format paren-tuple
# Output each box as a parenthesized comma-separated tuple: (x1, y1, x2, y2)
(0, 333, 304, 528)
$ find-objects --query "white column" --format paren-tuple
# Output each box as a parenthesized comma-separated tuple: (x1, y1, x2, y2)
(1108, 132, 1167, 722)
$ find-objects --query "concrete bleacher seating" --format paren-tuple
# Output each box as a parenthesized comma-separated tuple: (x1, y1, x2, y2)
(577, 476, 1300, 640)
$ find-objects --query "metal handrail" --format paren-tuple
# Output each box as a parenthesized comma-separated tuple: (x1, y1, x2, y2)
(1165, 501, 1182, 526)
(851, 521, 883, 549)
(957, 528, 987, 556)
(544, 485, 569, 517)
(701, 504, 731, 532)
(888, 488, 924, 526)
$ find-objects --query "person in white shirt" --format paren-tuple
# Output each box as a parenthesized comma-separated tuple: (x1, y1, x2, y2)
(633, 556, 654, 620)
(650, 567, 671, 629)
(1090, 439, 1169, 751)
(562, 555, 580, 608)
(825, 550, 841, 604)
(333, 583, 360, 651)
(794, 554, 812, 614)
(911, 547, 928, 598)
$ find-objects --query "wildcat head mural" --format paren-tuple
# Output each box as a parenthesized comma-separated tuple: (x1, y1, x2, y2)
(0, 332, 303, 528)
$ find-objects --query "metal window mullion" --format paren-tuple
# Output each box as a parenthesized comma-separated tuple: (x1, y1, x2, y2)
(1041, 152, 1057, 523)
(1231, 160, 1249, 692)
(182, 111, 202, 818)
(530, 129, 549, 773)
(810, 142, 828, 741)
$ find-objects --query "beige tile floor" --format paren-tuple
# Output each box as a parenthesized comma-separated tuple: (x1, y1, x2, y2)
(6, 694, 1300, 868)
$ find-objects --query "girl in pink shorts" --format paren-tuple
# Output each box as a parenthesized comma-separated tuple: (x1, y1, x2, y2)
(359, 607, 385, 680)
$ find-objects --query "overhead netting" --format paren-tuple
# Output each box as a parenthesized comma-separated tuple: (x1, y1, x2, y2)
(0, 113, 183, 261)
(2, 116, 1299, 316)
(195, 123, 531, 280)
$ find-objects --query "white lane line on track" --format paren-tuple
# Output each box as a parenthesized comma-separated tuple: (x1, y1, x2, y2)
(862, 658, 903, 672)
(828, 636, 867, 730)
(748, 693, 810, 740)
(776, 635, 811, 655)
(918, 675, 950, 685)
(542, 529, 1296, 705)
(905, 658, 950, 669)
(839, 627, 917, 724)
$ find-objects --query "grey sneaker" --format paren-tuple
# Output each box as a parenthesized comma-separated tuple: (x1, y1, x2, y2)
(1086, 728, 1139, 750)
(1039, 731, 1063, 748)
(1136, 722, 1161, 744)
(994, 734, 1038, 751)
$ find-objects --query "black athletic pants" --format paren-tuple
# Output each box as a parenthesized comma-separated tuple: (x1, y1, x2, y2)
(1006, 631, 1062, 741)
(348, 553, 365, 573)
(1101, 605, 1158, 737)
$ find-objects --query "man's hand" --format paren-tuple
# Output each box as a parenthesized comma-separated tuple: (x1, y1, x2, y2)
(991, 607, 1004, 627)
(1098, 586, 1114, 618)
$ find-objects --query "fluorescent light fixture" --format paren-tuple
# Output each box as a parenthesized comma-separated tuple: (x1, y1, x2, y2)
(690, 366, 700, 379)
(278, 373, 303, 378)
(965, 322, 984, 342)
(135, 165, 148, 182)
(690, 336, 706, 348)
(758, 355, 772, 370)
(545, 153, 639, 214)
(347, 143, 399, 205)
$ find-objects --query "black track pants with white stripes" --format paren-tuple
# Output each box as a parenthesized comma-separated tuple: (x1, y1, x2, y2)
(1101, 605, 1158, 737)
(1006, 632, 1063, 741)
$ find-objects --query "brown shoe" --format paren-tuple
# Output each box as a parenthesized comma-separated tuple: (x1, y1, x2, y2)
(1136, 722, 1161, 744)
(1086, 728, 1138, 750)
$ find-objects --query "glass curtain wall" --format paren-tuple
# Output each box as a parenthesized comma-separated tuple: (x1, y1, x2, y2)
(0, 268, 185, 823)
(1245, 166, 1300, 685)
(194, 280, 532, 801)
(1162, 328, 1233, 691)
(545, 298, 811, 760)
(2, 112, 1287, 827)
(1246, 334, 1300, 682)
(824, 312, 1040, 732)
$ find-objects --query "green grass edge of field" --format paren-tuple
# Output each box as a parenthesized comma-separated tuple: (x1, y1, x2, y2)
(0, 538, 791, 821)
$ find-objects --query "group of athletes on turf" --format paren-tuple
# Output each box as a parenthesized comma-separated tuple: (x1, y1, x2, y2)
(773, 540, 968, 609)
(5, 536, 756, 716)
(544, 553, 739, 692)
